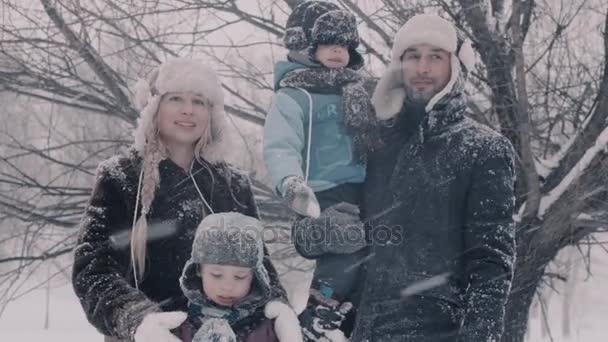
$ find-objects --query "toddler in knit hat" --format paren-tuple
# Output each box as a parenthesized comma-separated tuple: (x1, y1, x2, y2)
(263, 1, 380, 341)
(178, 212, 302, 342)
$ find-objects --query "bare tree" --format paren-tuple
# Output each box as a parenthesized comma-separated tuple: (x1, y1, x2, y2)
(0, 0, 607, 340)
(0, 0, 300, 310)
(442, 0, 608, 339)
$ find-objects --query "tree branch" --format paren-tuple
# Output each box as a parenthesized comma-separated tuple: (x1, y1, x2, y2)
(0, 248, 74, 264)
(512, 0, 541, 218)
(520, 0, 536, 42)
(340, 0, 393, 47)
(542, 9, 608, 192)
(39, 0, 137, 121)
(224, 104, 265, 126)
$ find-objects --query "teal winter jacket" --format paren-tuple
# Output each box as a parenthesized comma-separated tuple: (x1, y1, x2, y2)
(263, 61, 365, 193)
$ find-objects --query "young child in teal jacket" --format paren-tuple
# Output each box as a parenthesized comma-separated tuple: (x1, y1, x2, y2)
(263, 1, 380, 340)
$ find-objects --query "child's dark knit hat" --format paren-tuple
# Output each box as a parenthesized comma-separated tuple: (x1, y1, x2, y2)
(283, 1, 363, 69)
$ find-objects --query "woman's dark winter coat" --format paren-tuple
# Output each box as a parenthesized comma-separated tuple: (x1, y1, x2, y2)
(72, 151, 286, 340)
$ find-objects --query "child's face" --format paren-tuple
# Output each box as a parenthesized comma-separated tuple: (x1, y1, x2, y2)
(201, 264, 254, 307)
(315, 44, 350, 68)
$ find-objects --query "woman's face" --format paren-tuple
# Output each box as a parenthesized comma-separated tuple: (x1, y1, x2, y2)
(157, 92, 211, 149)
(201, 264, 253, 307)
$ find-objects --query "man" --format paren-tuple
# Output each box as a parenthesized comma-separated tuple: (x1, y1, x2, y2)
(294, 14, 516, 342)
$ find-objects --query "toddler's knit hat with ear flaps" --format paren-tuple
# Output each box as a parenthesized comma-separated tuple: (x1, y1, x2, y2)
(179, 212, 278, 342)
(180, 212, 304, 341)
(283, 0, 364, 69)
(131, 57, 234, 164)
(371, 14, 476, 119)
(179, 212, 273, 305)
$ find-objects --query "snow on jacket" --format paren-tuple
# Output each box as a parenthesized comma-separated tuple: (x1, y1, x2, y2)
(178, 246, 279, 341)
(349, 93, 516, 342)
(72, 150, 287, 340)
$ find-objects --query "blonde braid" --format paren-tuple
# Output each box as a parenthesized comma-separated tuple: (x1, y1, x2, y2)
(130, 114, 166, 282)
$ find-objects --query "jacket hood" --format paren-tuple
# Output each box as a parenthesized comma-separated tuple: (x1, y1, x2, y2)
(273, 60, 310, 91)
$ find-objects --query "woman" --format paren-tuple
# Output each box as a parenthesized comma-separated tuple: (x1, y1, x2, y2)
(72, 58, 288, 342)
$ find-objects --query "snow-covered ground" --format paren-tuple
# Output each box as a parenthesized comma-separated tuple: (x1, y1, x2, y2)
(0, 244, 606, 342)
(0, 281, 103, 341)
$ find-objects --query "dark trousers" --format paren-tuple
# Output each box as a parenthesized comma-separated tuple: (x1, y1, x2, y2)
(312, 183, 366, 337)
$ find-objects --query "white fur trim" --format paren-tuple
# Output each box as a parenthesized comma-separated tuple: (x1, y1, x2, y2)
(372, 14, 476, 120)
(154, 58, 224, 106)
(131, 57, 233, 165)
(264, 301, 303, 342)
(457, 38, 475, 73)
(132, 78, 152, 111)
(425, 54, 461, 112)
(371, 61, 406, 120)
(133, 95, 161, 153)
(392, 14, 458, 61)
(200, 105, 231, 164)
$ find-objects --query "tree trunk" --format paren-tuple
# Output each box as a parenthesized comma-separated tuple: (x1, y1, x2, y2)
(502, 146, 608, 341)
(457, 3, 608, 341)
(502, 226, 558, 342)
(502, 275, 539, 342)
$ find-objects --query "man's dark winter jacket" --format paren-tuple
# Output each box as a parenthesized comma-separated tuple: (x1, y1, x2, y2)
(348, 95, 516, 342)
(72, 151, 286, 340)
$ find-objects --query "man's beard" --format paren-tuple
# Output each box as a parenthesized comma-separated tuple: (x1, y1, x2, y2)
(405, 86, 433, 105)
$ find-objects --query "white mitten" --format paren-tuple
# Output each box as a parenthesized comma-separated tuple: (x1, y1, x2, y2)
(134, 311, 186, 342)
(281, 176, 321, 218)
(265, 301, 304, 342)
(324, 328, 349, 342)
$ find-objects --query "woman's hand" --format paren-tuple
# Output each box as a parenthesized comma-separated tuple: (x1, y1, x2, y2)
(134, 311, 187, 342)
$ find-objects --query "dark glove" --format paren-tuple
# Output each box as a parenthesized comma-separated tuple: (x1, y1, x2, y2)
(299, 290, 353, 342)
(293, 202, 366, 259)
(281, 176, 321, 218)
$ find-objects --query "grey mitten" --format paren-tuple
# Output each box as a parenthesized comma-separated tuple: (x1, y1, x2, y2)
(281, 176, 321, 218)
(293, 202, 366, 258)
